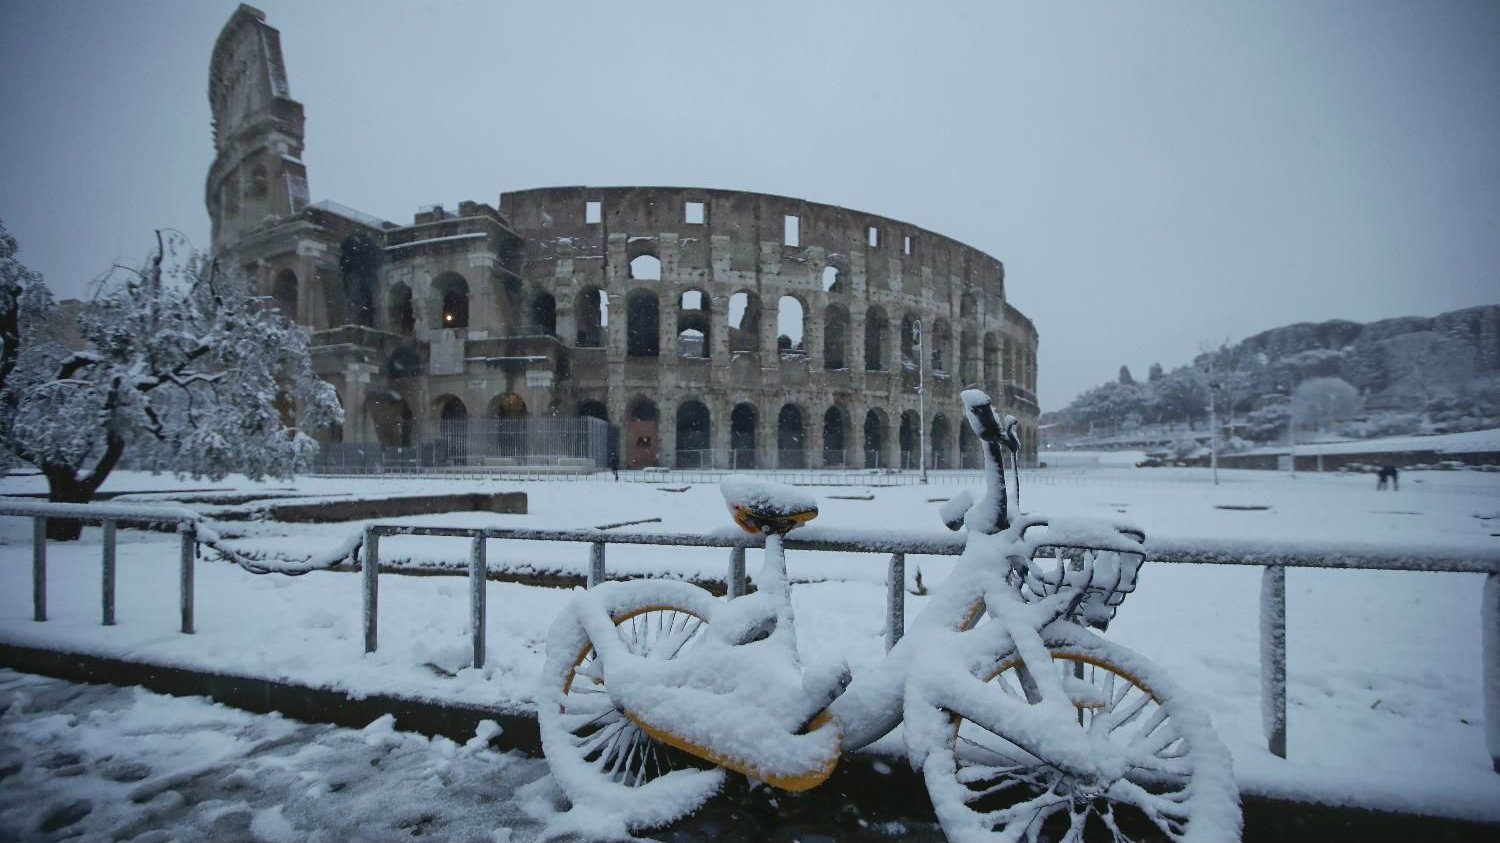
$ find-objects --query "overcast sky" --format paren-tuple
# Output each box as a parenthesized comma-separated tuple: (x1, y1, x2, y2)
(1, 0, 1496, 410)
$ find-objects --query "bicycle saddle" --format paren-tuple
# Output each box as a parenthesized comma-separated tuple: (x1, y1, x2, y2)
(720, 475, 818, 535)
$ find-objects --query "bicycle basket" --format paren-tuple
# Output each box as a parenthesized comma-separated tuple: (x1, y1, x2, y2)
(1015, 545, 1145, 630)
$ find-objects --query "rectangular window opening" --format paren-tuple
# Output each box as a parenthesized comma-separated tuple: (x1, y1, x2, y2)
(784, 214, 800, 247)
(685, 201, 705, 225)
(903, 234, 914, 256)
(867, 226, 880, 248)
(585, 200, 602, 224)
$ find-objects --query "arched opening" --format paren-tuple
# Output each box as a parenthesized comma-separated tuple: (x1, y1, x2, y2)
(675, 400, 711, 467)
(576, 400, 608, 422)
(491, 392, 528, 418)
(821, 265, 842, 293)
(960, 291, 978, 321)
(823, 304, 849, 370)
(577, 286, 607, 347)
(486, 392, 529, 456)
(677, 290, 710, 358)
(864, 306, 888, 371)
(629, 254, 661, 281)
(822, 406, 847, 466)
(961, 327, 979, 385)
(727, 291, 760, 354)
(388, 283, 414, 336)
(901, 314, 921, 391)
(863, 409, 886, 469)
(531, 290, 557, 336)
(730, 403, 757, 469)
(931, 318, 952, 374)
(959, 421, 980, 469)
(385, 345, 421, 379)
(271, 269, 298, 319)
(432, 272, 470, 330)
(777, 404, 806, 468)
(899, 410, 919, 470)
(437, 396, 469, 462)
(984, 332, 1001, 394)
(368, 396, 413, 448)
(626, 289, 659, 357)
(340, 235, 380, 327)
(777, 296, 805, 357)
(931, 414, 951, 470)
(626, 398, 659, 468)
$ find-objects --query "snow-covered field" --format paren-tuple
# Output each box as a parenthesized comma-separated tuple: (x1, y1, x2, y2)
(2, 467, 1498, 824)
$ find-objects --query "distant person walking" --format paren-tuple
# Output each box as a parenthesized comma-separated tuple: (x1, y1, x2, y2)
(1376, 465, 1399, 491)
(608, 452, 619, 481)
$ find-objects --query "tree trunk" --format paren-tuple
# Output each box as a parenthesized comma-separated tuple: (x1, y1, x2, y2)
(42, 467, 92, 540)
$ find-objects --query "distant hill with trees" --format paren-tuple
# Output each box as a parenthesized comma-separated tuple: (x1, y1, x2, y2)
(1045, 305, 1499, 451)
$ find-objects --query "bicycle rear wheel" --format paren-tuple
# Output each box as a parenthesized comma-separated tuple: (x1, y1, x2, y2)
(539, 579, 726, 830)
(913, 624, 1241, 842)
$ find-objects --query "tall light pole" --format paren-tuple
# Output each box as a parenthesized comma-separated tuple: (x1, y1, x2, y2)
(914, 318, 928, 484)
(1204, 352, 1220, 486)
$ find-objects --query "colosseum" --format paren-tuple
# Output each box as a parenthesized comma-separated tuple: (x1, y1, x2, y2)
(208, 6, 1039, 472)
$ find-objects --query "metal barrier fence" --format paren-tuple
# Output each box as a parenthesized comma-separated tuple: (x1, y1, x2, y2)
(4, 499, 1497, 772)
(314, 416, 609, 474)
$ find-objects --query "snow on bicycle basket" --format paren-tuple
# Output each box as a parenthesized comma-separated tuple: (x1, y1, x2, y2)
(1011, 516, 1147, 631)
(720, 474, 819, 534)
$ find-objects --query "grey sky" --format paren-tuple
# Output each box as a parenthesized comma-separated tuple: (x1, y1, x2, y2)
(1, 0, 1496, 410)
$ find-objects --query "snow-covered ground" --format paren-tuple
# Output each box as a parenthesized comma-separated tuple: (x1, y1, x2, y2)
(2, 467, 1498, 825)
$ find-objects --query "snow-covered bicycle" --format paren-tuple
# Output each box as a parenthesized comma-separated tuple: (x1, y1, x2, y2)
(539, 390, 1241, 842)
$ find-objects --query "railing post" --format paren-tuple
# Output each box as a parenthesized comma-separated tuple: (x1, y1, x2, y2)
(470, 533, 487, 669)
(887, 552, 906, 651)
(727, 545, 747, 599)
(588, 541, 606, 588)
(32, 516, 46, 622)
(364, 527, 379, 653)
(179, 521, 196, 634)
(102, 520, 116, 626)
(1483, 573, 1499, 774)
(1261, 564, 1287, 758)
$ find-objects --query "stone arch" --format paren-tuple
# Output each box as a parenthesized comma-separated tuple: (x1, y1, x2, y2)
(961, 327, 979, 385)
(864, 306, 888, 372)
(677, 290, 711, 358)
(629, 254, 661, 281)
(271, 269, 298, 319)
(626, 289, 659, 357)
(675, 400, 711, 467)
(899, 409, 919, 470)
(530, 289, 557, 335)
(728, 291, 761, 354)
(777, 403, 807, 468)
(368, 394, 413, 448)
(488, 392, 528, 418)
(576, 400, 608, 421)
(983, 331, 1001, 393)
(863, 408, 888, 469)
(730, 403, 758, 469)
(435, 395, 469, 462)
(931, 413, 951, 470)
(931, 317, 952, 373)
(626, 397, 659, 468)
(777, 295, 806, 356)
(432, 272, 470, 330)
(577, 286, 607, 347)
(340, 235, 380, 327)
(388, 282, 414, 336)
(821, 265, 842, 293)
(900, 314, 920, 367)
(823, 304, 849, 370)
(822, 405, 850, 466)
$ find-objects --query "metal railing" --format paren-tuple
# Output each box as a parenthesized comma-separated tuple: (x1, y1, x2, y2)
(5, 499, 1497, 772)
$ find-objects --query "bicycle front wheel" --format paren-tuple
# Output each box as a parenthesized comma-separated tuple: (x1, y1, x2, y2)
(538, 579, 726, 830)
(913, 624, 1241, 843)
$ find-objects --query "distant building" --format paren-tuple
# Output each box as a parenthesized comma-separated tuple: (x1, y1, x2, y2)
(207, 5, 1040, 470)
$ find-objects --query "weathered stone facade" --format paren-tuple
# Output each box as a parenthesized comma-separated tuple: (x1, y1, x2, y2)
(207, 6, 1040, 470)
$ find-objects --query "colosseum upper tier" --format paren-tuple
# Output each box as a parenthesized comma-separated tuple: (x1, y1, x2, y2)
(207, 5, 1039, 471)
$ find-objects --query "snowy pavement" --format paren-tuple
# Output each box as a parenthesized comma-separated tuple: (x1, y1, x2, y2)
(2, 467, 1499, 826)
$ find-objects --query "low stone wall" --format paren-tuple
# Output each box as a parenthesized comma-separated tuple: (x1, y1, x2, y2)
(262, 492, 527, 523)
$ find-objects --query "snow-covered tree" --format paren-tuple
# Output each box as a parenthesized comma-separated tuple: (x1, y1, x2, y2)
(1147, 362, 1164, 383)
(1118, 364, 1135, 385)
(1291, 376, 1361, 433)
(1, 227, 342, 538)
